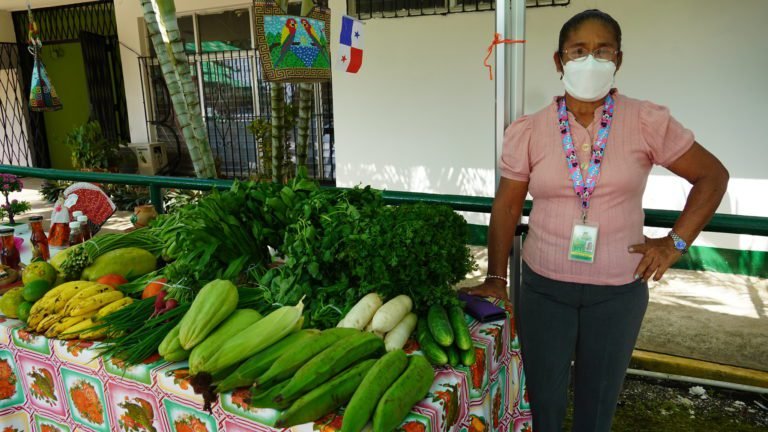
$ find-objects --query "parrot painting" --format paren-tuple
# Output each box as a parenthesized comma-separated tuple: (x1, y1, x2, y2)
(300, 18, 329, 62)
(275, 18, 298, 67)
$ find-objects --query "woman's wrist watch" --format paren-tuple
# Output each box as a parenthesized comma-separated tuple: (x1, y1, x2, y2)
(668, 230, 688, 255)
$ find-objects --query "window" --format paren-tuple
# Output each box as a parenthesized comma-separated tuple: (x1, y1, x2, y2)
(141, 7, 336, 183)
(349, 0, 569, 19)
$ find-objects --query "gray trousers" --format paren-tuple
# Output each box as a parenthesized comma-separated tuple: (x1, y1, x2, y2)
(517, 262, 649, 432)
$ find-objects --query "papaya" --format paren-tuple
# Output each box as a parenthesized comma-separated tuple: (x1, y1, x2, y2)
(81, 248, 157, 281)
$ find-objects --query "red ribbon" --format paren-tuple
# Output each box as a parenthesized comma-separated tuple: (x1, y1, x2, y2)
(484, 33, 526, 80)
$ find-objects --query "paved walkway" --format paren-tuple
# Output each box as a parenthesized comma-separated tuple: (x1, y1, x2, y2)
(461, 246, 768, 372)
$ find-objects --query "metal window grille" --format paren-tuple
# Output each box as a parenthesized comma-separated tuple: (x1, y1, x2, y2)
(0, 43, 35, 167)
(12, 1, 118, 44)
(350, 0, 568, 19)
(139, 50, 335, 182)
(8, 1, 128, 167)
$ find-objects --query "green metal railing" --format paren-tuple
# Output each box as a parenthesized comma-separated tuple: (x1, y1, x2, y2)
(1, 165, 767, 237)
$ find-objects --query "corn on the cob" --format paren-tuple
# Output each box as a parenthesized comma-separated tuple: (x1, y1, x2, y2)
(178, 279, 239, 350)
(192, 299, 304, 375)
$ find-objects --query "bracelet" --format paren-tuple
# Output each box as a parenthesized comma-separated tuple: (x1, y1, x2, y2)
(485, 274, 509, 284)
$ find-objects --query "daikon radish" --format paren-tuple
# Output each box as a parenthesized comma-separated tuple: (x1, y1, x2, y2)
(337, 293, 383, 330)
(384, 313, 418, 352)
(371, 295, 413, 333)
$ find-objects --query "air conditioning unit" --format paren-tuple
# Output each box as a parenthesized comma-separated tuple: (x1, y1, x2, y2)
(127, 142, 168, 175)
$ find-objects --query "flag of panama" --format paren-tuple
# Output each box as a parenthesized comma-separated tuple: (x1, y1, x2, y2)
(336, 15, 363, 73)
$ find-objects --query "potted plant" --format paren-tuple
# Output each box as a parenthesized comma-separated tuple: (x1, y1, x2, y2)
(0, 174, 31, 226)
(65, 121, 118, 171)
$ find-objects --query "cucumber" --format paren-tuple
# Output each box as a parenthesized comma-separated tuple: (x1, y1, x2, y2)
(460, 347, 476, 367)
(373, 354, 435, 432)
(448, 306, 472, 351)
(276, 359, 377, 428)
(446, 345, 459, 367)
(276, 332, 384, 403)
(417, 319, 448, 366)
(427, 305, 454, 347)
(342, 350, 409, 432)
(256, 327, 359, 388)
(215, 329, 319, 393)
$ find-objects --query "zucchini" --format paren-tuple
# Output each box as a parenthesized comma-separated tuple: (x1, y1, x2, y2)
(427, 305, 454, 347)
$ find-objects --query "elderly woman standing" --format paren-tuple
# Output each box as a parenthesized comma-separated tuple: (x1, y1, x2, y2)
(467, 9, 729, 432)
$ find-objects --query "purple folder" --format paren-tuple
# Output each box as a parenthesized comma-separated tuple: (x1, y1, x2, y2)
(458, 292, 507, 323)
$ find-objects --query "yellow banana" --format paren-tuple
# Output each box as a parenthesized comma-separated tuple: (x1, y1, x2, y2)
(62, 284, 113, 314)
(95, 297, 134, 320)
(59, 318, 96, 340)
(45, 314, 91, 338)
(36, 313, 64, 333)
(52, 281, 100, 312)
(70, 291, 124, 317)
(79, 324, 108, 340)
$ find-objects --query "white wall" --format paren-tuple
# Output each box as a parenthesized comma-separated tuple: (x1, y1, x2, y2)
(330, 0, 768, 249)
(108, 0, 766, 248)
(0, 11, 15, 42)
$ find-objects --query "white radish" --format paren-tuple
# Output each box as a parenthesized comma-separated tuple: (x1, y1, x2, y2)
(364, 320, 385, 339)
(336, 293, 383, 330)
(371, 295, 413, 333)
(384, 313, 418, 352)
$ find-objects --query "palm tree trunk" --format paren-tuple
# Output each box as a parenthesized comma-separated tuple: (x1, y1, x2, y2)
(144, 0, 216, 178)
(270, 83, 285, 182)
(295, 83, 313, 171)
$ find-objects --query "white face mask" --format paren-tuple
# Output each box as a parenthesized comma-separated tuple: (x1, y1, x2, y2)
(562, 55, 617, 102)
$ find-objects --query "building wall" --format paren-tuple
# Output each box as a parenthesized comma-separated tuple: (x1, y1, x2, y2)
(41, 43, 91, 170)
(0, 11, 15, 42)
(328, 0, 768, 251)
(108, 0, 765, 252)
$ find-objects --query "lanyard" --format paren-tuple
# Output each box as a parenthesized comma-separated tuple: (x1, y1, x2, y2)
(557, 93, 615, 222)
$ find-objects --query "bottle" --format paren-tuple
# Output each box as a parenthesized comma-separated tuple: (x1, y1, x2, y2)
(76, 215, 92, 241)
(0, 228, 20, 270)
(48, 197, 70, 249)
(68, 221, 84, 247)
(29, 215, 50, 261)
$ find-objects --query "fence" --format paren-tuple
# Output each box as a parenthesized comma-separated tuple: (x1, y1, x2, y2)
(139, 50, 335, 182)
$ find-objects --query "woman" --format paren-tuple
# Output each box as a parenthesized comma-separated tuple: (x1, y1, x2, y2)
(467, 9, 729, 432)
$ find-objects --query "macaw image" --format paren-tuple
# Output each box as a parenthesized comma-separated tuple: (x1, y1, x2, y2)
(264, 15, 330, 69)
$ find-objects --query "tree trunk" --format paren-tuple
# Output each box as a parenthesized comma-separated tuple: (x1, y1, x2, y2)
(295, 83, 313, 171)
(270, 83, 286, 183)
(144, 0, 216, 178)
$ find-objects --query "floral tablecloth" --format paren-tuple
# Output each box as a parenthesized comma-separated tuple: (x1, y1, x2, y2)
(0, 300, 531, 432)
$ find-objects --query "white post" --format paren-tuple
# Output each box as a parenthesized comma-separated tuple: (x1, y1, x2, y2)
(495, 0, 526, 302)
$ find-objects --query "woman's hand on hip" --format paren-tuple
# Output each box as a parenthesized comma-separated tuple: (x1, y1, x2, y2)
(628, 236, 682, 282)
(461, 279, 509, 301)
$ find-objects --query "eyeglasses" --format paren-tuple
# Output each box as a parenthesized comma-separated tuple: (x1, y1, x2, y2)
(562, 47, 619, 62)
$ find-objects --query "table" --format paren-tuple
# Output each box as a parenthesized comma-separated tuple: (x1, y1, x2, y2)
(0, 299, 531, 432)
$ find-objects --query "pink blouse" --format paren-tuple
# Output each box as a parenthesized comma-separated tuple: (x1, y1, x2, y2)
(500, 92, 694, 285)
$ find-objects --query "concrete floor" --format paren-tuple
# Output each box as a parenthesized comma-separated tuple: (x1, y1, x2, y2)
(461, 246, 768, 372)
(11, 180, 768, 372)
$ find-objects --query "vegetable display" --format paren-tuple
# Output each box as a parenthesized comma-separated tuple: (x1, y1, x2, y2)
(0, 173, 489, 430)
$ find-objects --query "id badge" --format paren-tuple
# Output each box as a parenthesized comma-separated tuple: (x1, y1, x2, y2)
(568, 220, 599, 263)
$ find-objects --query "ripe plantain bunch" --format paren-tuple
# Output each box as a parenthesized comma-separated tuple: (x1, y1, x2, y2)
(27, 281, 133, 340)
